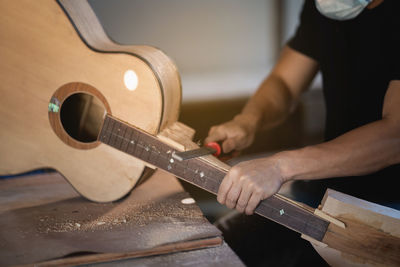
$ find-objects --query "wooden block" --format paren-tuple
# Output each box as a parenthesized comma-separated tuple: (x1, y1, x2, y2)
(314, 209, 346, 229)
(321, 189, 400, 237)
(312, 189, 400, 267)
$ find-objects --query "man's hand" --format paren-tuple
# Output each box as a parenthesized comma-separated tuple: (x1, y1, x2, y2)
(205, 47, 318, 154)
(207, 46, 320, 214)
(217, 156, 287, 215)
(205, 114, 259, 153)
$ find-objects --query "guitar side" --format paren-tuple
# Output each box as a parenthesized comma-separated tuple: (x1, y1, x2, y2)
(0, 0, 181, 202)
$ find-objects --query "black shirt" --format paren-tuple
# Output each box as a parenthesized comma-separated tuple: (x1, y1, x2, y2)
(287, 0, 400, 207)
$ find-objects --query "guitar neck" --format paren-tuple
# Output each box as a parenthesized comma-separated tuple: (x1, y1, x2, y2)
(98, 114, 330, 241)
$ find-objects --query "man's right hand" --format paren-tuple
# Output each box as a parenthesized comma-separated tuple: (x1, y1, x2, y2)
(205, 114, 259, 153)
(206, 46, 319, 154)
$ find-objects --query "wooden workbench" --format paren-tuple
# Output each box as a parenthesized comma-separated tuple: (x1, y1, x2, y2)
(0, 170, 244, 266)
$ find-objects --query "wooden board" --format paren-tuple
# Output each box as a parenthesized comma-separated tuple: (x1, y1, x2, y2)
(31, 237, 226, 267)
(0, 171, 222, 266)
(76, 241, 244, 267)
(314, 189, 400, 267)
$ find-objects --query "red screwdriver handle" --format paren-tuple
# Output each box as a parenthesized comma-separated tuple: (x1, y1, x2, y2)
(205, 142, 240, 162)
(204, 142, 222, 157)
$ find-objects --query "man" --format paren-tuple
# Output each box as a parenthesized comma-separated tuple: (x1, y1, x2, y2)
(206, 0, 400, 218)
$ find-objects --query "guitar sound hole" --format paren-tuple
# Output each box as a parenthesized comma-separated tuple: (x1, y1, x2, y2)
(60, 93, 105, 143)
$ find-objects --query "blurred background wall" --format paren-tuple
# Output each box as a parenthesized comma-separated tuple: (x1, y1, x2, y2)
(89, 0, 310, 101)
(88, 0, 325, 221)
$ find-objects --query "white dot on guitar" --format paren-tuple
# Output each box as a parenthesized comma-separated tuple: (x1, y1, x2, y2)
(124, 70, 138, 91)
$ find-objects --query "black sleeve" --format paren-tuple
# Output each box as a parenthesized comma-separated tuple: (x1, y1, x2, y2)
(389, 7, 400, 81)
(391, 53, 400, 81)
(287, 0, 321, 62)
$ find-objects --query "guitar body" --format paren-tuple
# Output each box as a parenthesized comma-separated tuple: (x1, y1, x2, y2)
(0, 0, 181, 202)
(1, 1, 399, 265)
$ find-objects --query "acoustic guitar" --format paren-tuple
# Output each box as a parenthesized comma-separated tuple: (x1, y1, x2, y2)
(0, 1, 399, 266)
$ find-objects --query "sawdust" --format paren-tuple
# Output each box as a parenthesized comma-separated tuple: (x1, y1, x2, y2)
(36, 192, 205, 234)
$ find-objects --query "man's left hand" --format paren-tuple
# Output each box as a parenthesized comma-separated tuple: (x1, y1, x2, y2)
(217, 156, 287, 215)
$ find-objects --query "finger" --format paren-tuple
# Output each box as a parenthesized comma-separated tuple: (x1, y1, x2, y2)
(205, 126, 227, 144)
(235, 186, 253, 213)
(225, 181, 242, 209)
(222, 138, 236, 153)
(217, 175, 232, 205)
(245, 192, 262, 215)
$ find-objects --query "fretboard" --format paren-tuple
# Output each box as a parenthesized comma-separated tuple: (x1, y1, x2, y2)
(98, 114, 329, 241)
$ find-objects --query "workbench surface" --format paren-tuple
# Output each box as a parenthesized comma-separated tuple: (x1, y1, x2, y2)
(0, 170, 243, 266)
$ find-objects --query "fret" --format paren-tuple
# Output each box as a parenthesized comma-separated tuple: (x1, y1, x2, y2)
(104, 117, 113, 145)
(141, 134, 154, 162)
(126, 126, 135, 155)
(141, 135, 153, 162)
(115, 121, 125, 149)
(196, 164, 207, 187)
(183, 159, 189, 176)
(171, 158, 185, 178)
(113, 121, 121, 149)
(116, 123, 126, 151)
(203, 170, 221, 194)
(131, 127, 143, 158)
(183, 159, 202, 187)
(121, 124, 130, 153)
(98, 115, 110, 143)
(156, 152, 170, 171)
(98, 114, 330, 242)
(198, 163, 216, 192)
(135, 141, 144, 160)
(189, 160, 208, 189)
(147, 145, 161, 167)
(152, 143, 169, 171)
(108, 119, 118, 148)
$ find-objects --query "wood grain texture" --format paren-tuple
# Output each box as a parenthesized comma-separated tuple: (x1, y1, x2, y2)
(30, 237, 223, 267)
(0, 0, 180, 202)
(48, 82, 112, 150)
(58, 0, 182, 131)
(0, 171, 222, 266)
(314, 189, 400, 266)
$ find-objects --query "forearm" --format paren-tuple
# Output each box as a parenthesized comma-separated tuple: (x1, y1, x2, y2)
(279, 118, 400, 182)
(206, 46, 318, 152)
(237, 46, 319, 133)
(237, 74, 296, 131)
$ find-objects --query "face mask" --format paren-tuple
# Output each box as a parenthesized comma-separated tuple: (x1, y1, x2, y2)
(315, 0, 372, 21)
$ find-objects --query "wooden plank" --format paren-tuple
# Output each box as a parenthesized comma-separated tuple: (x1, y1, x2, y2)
(315, 189, 400, 267)
(0, 171, 221, 266)
(321, 189, 400, 237)
(28, 237, 223, 267)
